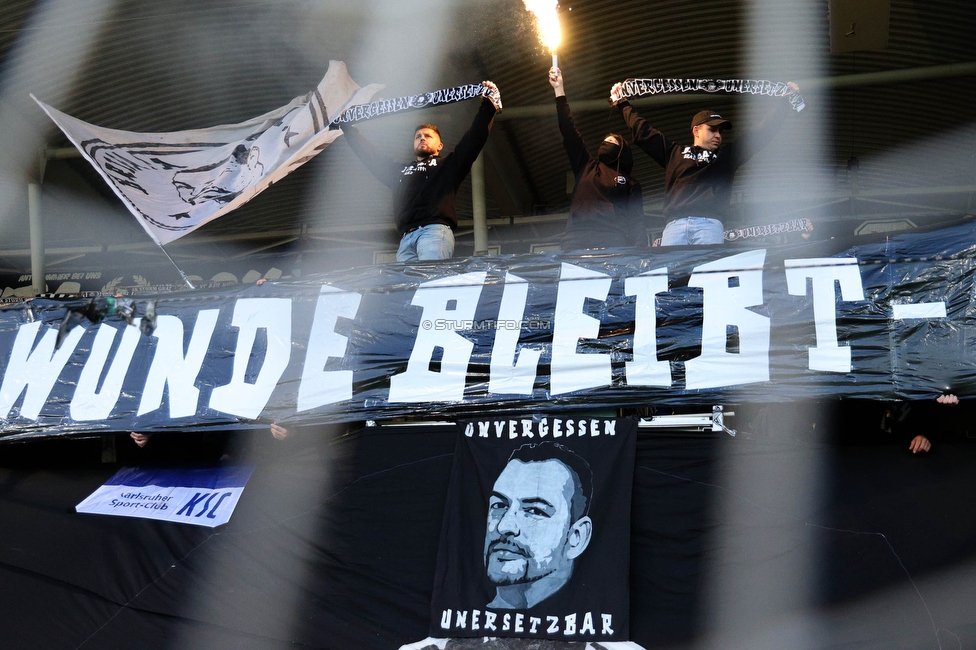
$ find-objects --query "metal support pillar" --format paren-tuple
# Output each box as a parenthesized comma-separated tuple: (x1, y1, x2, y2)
(28, 183, 44, 295)
(471, 153, 488, 255)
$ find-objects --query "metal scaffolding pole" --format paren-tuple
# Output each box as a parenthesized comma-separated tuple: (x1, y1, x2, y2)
(28, 183, 44, 295)
(471, 153, 488, 255)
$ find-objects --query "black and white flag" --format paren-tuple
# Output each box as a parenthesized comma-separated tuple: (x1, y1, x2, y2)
(33, 61, 381, 245)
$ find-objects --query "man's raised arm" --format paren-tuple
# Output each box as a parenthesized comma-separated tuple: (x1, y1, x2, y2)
(549, 67, 592, 176)
(448, 81, 501, 181)
(612, 83, 671, 168)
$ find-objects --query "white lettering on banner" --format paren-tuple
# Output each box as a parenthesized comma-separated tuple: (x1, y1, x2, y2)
(138, 311, 219, 417)
(624, 268, 672, 387)
(210, 299, 292, 418)
(0, 322, 84, 420)
(892, 302, 946, 319)
(686, 250, 770, 389)
(389, 272, 487, 402)
(297, 286, 362, 412)
(564, 612, 577, 635)
(1, 252, 882, 426)
(488, 273, 541, 395)
(551, 264, 612, 395)
(580, 611, 596, 634)
(70, 322, 142, 421)
(465, 418, 616, 439)
(785, 258, 865, 373)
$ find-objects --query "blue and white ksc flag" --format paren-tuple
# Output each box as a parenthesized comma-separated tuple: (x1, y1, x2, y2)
(76, 465, 254, 527)
(33, 61, 381, 245)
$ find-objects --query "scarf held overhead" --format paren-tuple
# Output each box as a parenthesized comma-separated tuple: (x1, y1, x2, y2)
(613, 78, 805, 112)
(331, 83, 500, 125)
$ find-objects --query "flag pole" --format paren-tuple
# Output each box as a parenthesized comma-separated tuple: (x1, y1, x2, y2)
(156, 243, 195, 289)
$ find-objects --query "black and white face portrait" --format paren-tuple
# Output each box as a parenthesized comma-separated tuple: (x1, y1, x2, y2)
(483, 443, 593, 610)
(430, 419, 636, 640)
(172, 144, 265, 210)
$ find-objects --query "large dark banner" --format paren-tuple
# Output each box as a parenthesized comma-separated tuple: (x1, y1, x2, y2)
(1, 223, 975, 438)
(4, 419, 976, 649)
(429, 417, 636, 641)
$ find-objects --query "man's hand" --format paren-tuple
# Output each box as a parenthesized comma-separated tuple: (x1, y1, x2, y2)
(481, 81, 503, 111)
(270, 423, 290, 440)
(784, 81, 805, 112)
(909, 434, 931, 454)
(130, 432, 153, 448)
(610, 82, 626, 106)
(549, 67, 565, 98)
(937, 393, 959, 405)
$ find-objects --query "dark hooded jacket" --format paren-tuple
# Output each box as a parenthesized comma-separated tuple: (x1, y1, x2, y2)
(556, 96, 644, 251)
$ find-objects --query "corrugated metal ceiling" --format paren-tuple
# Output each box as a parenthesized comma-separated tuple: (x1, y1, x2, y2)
(0, 0, 973, 267)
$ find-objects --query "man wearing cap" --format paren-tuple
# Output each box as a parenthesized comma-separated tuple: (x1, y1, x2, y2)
(612, 81, 799, 245)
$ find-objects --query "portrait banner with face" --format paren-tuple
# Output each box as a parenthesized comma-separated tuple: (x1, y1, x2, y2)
(429, 416, 637, 642)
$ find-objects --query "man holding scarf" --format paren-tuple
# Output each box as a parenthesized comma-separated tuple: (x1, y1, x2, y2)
(612, 80, 799, 246)
(550, 67, 644, 251)
(343, 81, 502, 261)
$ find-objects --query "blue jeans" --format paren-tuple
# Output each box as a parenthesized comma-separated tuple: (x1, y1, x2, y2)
(660, 217, 725, 246)
(397, 224, 455, 262)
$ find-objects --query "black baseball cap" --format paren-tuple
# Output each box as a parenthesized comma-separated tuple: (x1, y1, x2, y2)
(691, 110, 732, 129)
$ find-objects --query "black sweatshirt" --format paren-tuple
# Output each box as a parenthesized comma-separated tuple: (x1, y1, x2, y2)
(618, 99, 790, 224)
(556, 96, 643, 249)
(342, 99, 497, 234)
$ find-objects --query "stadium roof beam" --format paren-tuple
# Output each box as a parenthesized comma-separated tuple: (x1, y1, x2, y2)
(3, 181, 976, 262)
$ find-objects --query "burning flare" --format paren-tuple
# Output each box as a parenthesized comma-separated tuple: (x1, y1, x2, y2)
(523, 0, 562, 58)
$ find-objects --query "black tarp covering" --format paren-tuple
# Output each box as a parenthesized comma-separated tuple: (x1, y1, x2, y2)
(2, 412, 976, 649)
(3, 223, 976, 439)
